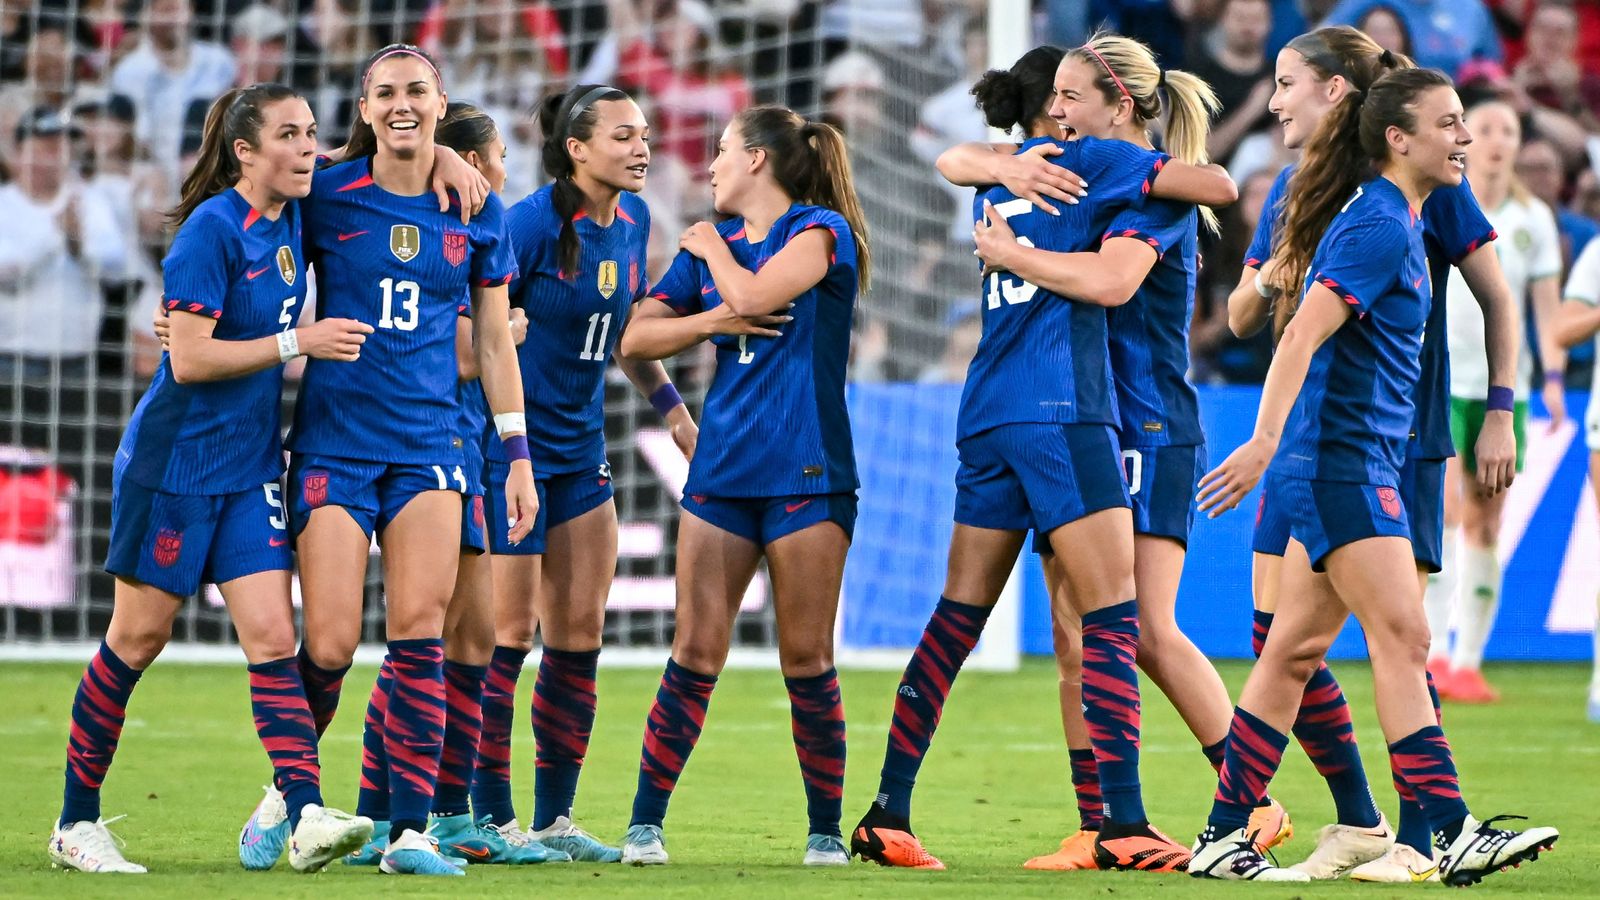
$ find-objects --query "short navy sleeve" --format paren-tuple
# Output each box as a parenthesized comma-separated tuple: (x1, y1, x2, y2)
(505, 191, 555, 306)
(648, 249, 705, 316)
(162, 210, 234, 320)
(1310, 218, 1409, 318)
(1420, 179, 1496, 264)
(787, 206, 857, 280)
(468, 193, 517, 288)
(1245, 165, 1292, 267)
(1072, 135, 1168, 211)
(1103, 200, 1190, 259)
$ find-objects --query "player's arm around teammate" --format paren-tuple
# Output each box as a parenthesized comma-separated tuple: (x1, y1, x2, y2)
(1193, 67, 1558, 885)
(49, 85, 377, 875)
(616, 106, 868, 867)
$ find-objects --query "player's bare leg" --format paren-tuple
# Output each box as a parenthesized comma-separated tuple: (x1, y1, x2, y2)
(1023, 566, 1100, 871)
(768, 520, 851, 865)
(1448, 478, 1508, 702)
(528, 500, 622, 861)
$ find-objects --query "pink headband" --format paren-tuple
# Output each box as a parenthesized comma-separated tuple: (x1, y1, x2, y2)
(1081, 44, 1131, 102)
(362, 47, 442, 93)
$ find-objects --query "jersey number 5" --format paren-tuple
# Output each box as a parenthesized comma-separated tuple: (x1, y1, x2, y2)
(378, 278, 421, 331)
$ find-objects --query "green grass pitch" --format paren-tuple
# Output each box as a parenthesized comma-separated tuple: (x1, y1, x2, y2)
(3, 658, 1595, 897)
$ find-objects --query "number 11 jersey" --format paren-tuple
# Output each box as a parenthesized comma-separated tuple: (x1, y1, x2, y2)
(288, 157, 517, 466)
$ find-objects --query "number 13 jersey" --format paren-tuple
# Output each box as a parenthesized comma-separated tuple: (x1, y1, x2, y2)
(288, 157, 517, 465)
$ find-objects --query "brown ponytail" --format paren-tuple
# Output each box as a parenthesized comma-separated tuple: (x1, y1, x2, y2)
(170, 83, 302, 226)
(734, 106, 871, 294)
(538, 84, 630, 280)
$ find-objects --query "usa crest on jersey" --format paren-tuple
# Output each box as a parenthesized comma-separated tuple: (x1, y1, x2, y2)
(391, 224, 420, 262)
(597, 260, 618, 299)
(276, 245, 297, 286)
(443, 229, 468, 267)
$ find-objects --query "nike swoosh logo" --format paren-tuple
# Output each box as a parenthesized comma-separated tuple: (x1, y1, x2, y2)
(338, 230, 369, 241)
(785, 499, 812, 513)
(269, 536, 287, 547)
(246, 266, 270, 280)
(702, 284, 715, 294)
(455, 844, 490, 859)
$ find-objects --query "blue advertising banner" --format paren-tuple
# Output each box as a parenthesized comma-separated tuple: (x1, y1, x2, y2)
(841, 384, 1597, 662)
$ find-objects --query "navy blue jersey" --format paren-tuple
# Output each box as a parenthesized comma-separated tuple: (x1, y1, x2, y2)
(287, 157, 516, 465)
(1103, 198, 1203, 447)
(1416, 182, 1496, 459)
(957, 136, 1169, 440)
(1246, 164, 1494, 461)
(118, 190, 307, 494)
(649, 204, 858, 498)
(489, 186, 650, 476)
(455, 301, 489, 495)
(1270, 177, 1430, 486)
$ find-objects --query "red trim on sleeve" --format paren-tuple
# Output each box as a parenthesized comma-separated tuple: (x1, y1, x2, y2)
(616, 205, 636, 225)
(476, 273, 515, 288)
(1453, 229, 1498, 264)
(1316, 276, 1366, 319)
(1102, 228, 1165, 259)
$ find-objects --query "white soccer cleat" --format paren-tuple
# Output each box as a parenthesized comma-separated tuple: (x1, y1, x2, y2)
(1348, 842, 1440, 883)
(621, 824, 668, 866)
(1288, 813, 1394, 879)
(1188, 827, 1309, 882)
(48, 816, 147, 873)
(803, 833, 850, 866)
(1437, 814, 1559, 887)
(288, 804, 375, 873)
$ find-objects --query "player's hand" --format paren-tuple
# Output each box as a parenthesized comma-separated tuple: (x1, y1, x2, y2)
(1475, 409, 1517, 495)
(1196, 436, 1276, 518)
(508, 307, 529, 347)
(998, 142, 1086, 216)
(504, 459, 538, 544)
(153, 303, 172, 349)
(667, 407, 698, 461)
(297, 317, 373, 362)
(431, 145, 489, 225)
(707, 303, 789, 337)
(679, 221, 724, 260)
(1542, 374, 1567, 434)
(973, 200, 1020, 268)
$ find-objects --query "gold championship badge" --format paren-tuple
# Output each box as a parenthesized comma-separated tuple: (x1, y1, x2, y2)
(391, 224, 420, 263)
(276, 245, 296, 286)
(597, 260, 618, 299)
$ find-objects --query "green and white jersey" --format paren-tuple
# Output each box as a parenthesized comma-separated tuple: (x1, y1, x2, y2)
(1563, 237, 1600, 451)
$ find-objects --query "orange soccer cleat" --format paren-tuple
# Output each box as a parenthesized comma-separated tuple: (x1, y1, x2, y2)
(1247, 797, 1294, 851)
(1445, 668, 1500, 704)
(1023, 829, 1100, 870)
(1093, 822, 1192, 872)
(851, 807, 945, 870)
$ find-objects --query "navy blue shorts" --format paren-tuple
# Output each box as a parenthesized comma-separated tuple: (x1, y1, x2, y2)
(1264, 472, 1411, 573)
(1032, 442, 1202, 555)
(681, 492, 858, 545)
(461, 494, 487, 554)
(1401, 455, 1447, 573)
(1252, 480, 1292, 557)
(486, 461, 614, 555)
(288, 453, 466, 539)
(956, 423, 1130, 538)
(106, 475, 291, 596)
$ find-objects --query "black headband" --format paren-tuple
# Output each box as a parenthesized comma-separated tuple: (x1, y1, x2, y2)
(566, 85, 620, 125)
(1286, 33, 1353, 84)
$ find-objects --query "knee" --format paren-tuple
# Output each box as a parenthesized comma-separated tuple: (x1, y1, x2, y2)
(673, 644, 728, 677)
(304, 633, 357, 670)
(1464, 521, 1497, 549)
(444, 619, 495, 665)
(108, 624, 170, 670)
(495, 628, 536, 653)
(1264, 636, 1330, 686)
(247, 624, 298, 664)
(778, 634, 835, 679)
(1370, 617, 1432, 668)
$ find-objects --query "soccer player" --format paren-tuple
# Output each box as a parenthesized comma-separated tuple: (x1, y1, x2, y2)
(48, 84, 374, 875)
(945, 35, 1289, 871)
(1427, 100, 1566, 704)
(469, 84, 696, 862)
(1192, 65, 1559, 886)
(341, 101, 562, 866)
(1222, 27, 1525, 882)
(1551, 239, 1600, 723)
(286, 44, 536, 877)
(615, 105, 866, 867)
(850, 46, 1240, 870)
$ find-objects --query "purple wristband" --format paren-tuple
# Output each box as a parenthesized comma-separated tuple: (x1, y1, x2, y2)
(502, 433, 531, 462)
(1486, 385, 1515, 412)
(650, 382, 683, 417)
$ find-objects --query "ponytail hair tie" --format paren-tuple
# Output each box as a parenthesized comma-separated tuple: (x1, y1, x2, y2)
(1379, 49, 1397, 68)
(1157, 69, 1167, 89)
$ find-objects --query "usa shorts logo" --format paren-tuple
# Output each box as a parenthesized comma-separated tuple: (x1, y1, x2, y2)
(443, 229, 467, 267)
(1376, 486, 1401, 519)
(153, 528, 183, 568)
(472, 495, 485, 528)
(303, 469, 330, 508)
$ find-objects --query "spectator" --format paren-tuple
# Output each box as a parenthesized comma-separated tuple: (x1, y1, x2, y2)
(917, 302, 981, 384)
(1495, 0, 1600, 77)
(1355, 4, 1413, 57)
(228, 4, 291, 86)
(1192, 167, 1274, 383)
(294, 0, 381, 148)
(1518, 136, 1600, 270)
(1322, 0, 1501, 77)
(0, 16, 81, 172)
(1187, 0, 1274, 164)
(1512, 1, 1600, 129)
(912, 28, 990, 244)
(109, 0, 235, 179)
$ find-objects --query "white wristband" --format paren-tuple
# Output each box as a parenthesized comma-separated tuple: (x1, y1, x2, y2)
(493, 412, 526, 436)
(277, 329, 301, 363)
(1254, 270, 1275, 299)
